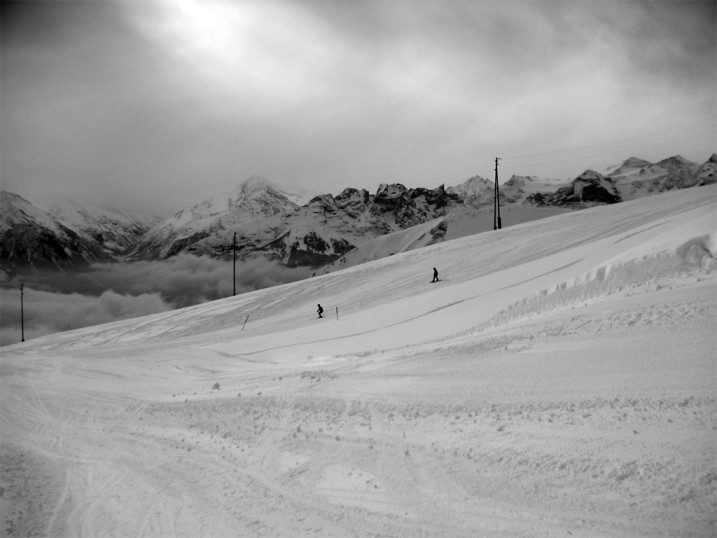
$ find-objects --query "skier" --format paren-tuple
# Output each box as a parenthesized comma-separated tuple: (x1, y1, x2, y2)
(317, 304, 324, 319)
(432, 267, 439, 283)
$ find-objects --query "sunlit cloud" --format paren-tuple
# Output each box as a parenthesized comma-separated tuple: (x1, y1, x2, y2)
(134, 0, 338, 112)
(1, 0, 714, 216)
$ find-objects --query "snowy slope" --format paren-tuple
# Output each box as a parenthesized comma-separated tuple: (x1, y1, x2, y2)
(320, 205, 576, 275)
(1, 186, 716, 537)
(322, 216, 449, 274)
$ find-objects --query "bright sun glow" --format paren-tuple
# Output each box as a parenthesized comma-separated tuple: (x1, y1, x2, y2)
(157, 0, 247, 62)
(147, 0, 333, 107)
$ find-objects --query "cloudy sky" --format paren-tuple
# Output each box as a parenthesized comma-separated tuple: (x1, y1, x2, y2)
(1, 0, 715, 217)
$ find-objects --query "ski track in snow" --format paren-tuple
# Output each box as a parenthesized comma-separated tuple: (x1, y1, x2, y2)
(1, 186, 716, 537)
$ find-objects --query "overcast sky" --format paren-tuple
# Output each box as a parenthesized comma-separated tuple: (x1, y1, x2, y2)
(1, 0, 715, 217)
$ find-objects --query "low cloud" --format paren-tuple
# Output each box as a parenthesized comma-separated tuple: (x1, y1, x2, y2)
(0, 254, 312, 346)
(0, 287, 172, 347)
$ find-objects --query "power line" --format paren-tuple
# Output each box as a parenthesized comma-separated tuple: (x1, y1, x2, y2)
(501, 118, 715, 166)
(379, 117, 715, 190)
(426, 118, 716, 185)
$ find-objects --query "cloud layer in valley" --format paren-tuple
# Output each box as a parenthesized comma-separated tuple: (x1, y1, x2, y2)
(0, 255, 312, 346)
(1, 0, 714, 216)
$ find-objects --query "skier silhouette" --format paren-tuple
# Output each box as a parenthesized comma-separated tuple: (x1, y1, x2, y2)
(317, 304, 324, 318)
(432, 267, 439, 283)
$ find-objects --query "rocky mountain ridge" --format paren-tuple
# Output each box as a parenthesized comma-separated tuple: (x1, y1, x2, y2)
(130, 179, 462, 267)
(524, 154, 715, 207)
(2, 154, 714, 273)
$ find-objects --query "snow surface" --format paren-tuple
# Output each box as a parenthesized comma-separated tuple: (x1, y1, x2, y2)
(1, 186, 716, 537)
(323, 206, 573, 274)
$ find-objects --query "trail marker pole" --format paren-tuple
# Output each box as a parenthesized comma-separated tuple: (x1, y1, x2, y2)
(20, 283, 24, 342)
(242, 314, 249, 331)
(336, 307, 339, 321)
(232, 232, 237, 296)
(494, 157, 502, 230)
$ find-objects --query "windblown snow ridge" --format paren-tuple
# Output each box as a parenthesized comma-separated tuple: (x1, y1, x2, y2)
(484, 243, 716, 331)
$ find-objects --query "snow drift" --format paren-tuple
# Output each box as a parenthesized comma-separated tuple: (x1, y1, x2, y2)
(1, 186, 715, 537)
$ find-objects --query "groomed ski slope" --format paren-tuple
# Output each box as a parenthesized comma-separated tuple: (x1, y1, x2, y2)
(1, 186, 716, 537)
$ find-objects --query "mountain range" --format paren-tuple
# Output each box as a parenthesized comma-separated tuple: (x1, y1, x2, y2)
(2, 153, 715, 275)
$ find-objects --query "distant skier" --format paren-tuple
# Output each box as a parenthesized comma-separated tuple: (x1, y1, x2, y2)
(432, 267, 439, 283)
(317, 304, 324, 319)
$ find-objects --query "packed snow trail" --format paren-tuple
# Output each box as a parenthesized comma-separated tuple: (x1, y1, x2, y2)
(1, 186, 715, 537)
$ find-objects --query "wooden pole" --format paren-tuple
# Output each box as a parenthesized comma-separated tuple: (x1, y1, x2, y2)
(242, 314, 249, 331)
(20, 283, 24, 342)
(233, 232, 237, 296)
(494, 157, 502, 230)
(494, 160, 497, 230)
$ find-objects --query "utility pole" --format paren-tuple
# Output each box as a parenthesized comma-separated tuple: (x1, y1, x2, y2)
(232, 232, 237, 296)
(20, 283, 24, 342)
(494, 157, 502, 230)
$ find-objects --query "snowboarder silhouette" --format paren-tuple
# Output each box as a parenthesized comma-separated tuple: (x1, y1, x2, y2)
(432, 267, 439, 283)
(317, 304, 324, 318)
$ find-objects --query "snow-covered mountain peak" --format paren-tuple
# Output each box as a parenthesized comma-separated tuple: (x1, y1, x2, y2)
(655, 155, 695, 169)
(448, 175, 492, 193)
(445, 176, 493, 205)
(576, 170, 603, 181)
(606, 157, 653, 176)
(171, 176, 306, 225)
(238, 175, 285, 201)
(25, 195, 159, 255)
(241, 175, 273, 191)
(0, 190, 63, 232)
(622, 156, 651, 168)
(41, 195, 159, 231)
(237, 176, 292, 207)
(0, 190, 111, 268)
(239, 175, 318, 207)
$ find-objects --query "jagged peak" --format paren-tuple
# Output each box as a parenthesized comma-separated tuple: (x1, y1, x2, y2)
(1, 190, 32, 206)
(237, 176, 316, 206)
(0, 190, 65, 233)
(575, 170, 606, 180)
(376, 183, 408, 196)
(239, 175, 275, 194)
(452, 175, 490, 186)
(621, 156, 652, 169)
(606, 157, 650, 176)
(336, 187, 369, 197)
(504, 174, 538, 186)
(309, 193, 336, 204)
(446, 175, 491, 193)
(655, 155, 695, 168)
